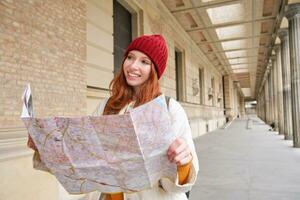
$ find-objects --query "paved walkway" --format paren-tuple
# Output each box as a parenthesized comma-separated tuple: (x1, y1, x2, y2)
(190, 115, 300, 200)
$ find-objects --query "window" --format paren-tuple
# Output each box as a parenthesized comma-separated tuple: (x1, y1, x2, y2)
(222, 75, 226, 112)
(199, 68, 204, 105)
(113, 0, 132, 74)
(175, 49, 185, 101)
(211, 77, 215, 106)
(218, 81, 223, 107)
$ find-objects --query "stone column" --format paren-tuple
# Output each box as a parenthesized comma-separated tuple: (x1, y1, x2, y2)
(256, 97, 259, 117)
(223, 75, 235, 121)
(268, 68, 274, 124)
(262, 86, 266, 121)
(286, 3, 300, 147)
(274, 45, 285, 135)
(239, 96, 245, 116)
(257, 92, 261, 118)
(278, 28, 293, 140)
(271, 56, 279, 131)
(258, 87, 266, 121)
(268, 59, 276, 127)
(265, 70, 271, 124)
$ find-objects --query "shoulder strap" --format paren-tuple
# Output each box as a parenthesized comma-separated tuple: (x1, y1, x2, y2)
(165, 96, 170, 110)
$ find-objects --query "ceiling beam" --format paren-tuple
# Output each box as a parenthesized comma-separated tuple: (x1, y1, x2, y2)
(171, 0, 240, 13)
(224, 62, 259, 66)
(234, 77, 251, 79)
(202, 46, 260, 54)
(216, 57, 259, 63)
(186, 16, 276, 32)
(235, 75, 251, 77)
(226, 55, 259, 60)
(231, 67, 252, 69)
(196, 33, 272, 44)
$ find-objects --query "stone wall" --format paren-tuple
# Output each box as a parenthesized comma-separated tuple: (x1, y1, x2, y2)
(0, 0, 87, 128)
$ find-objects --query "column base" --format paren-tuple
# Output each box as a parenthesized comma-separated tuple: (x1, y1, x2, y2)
(293, 143, 300, 148)
(284, 135, 293, 140)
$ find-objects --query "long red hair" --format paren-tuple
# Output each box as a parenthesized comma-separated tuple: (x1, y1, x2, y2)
(103, 59, 161, 115)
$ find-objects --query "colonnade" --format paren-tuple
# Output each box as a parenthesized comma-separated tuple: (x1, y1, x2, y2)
(257, 3, 300, 147)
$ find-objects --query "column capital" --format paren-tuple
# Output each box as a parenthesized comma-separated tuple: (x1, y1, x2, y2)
(270, 56, 276, 68)
(286, 3, 300, 20)
(277, 28, 288, 40)
(266, 66, 271, 74)
(274, 44, 281, 50)
(272, 45, 280, 56)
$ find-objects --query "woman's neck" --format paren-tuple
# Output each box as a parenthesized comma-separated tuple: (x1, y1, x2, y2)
(132, 87, 140, 101)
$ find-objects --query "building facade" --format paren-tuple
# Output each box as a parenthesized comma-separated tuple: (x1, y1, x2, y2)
(0, 0, 244, 199)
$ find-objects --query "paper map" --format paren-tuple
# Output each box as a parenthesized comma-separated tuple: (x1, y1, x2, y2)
(21, 84, 177, 194)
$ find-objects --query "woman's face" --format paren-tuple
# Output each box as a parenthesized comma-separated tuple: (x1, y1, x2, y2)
(123, 50, 152, 91)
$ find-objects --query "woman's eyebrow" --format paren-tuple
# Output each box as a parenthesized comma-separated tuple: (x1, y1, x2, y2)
(141, 56, 151, 61)
(128, 53, 151, 61)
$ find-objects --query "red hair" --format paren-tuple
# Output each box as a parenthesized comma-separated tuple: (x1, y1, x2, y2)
(103, 60, 161, 115)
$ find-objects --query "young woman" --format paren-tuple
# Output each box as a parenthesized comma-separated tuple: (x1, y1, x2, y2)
(93, 34, 199, 200)
(28, 34, 199, 200)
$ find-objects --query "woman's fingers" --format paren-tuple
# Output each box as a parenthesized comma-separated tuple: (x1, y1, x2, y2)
(27, 134, 38, 151)
(167, 138, 184, 160)
(176, 153, 192, 166)
(168, 142, 185, 160)
(167, 138, 181, 154)
(167, 138, 192, 166)
(173, 148, 190, 163)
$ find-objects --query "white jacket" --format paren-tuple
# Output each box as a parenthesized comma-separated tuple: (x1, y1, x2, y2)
(89, 96, 199, 200)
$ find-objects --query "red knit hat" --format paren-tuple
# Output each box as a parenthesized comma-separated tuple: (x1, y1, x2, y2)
(124, 34, 168, 79)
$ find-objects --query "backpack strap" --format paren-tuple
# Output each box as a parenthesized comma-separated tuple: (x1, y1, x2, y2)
(165, 95, 171, 110)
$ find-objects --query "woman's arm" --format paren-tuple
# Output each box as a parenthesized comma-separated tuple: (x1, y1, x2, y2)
(160, 98, 199, 193)
(167, 138, 193, 185)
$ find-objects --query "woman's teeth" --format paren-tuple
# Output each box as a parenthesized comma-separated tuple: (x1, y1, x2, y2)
(128, 73, 140, 77)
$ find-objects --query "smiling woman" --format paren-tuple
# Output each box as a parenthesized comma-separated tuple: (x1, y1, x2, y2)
(92, 34, 199, 200)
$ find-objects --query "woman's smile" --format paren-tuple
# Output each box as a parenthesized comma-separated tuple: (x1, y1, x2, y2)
(127, 72, 141, 78)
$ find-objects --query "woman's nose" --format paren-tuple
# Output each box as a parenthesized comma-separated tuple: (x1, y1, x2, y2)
(129, 60, 139, 69)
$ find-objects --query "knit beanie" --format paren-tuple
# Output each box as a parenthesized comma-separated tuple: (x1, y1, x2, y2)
(124, 34, 168, 79)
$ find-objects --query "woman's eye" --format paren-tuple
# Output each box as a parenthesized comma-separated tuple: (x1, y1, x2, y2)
(142, 60, 150, 65)
(127, 55, 132, 59)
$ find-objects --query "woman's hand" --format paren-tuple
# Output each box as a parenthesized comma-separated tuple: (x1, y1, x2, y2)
(167, 138, 192, 166)
(27, 134, 38, 151)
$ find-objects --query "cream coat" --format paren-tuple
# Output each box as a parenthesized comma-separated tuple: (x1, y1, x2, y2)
(89, 96, 199, 200)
